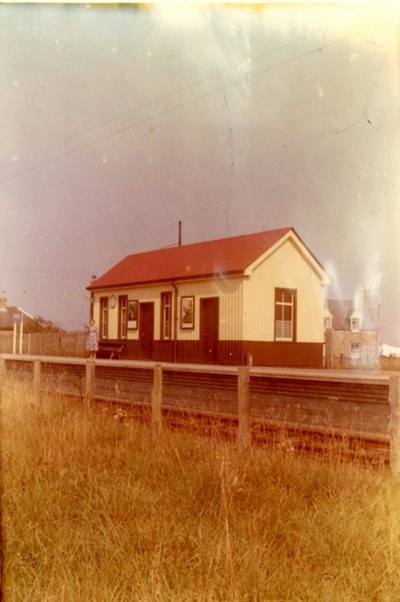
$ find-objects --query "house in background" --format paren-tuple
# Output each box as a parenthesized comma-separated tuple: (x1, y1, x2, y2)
(0, 291, 35, 332)
(87, 227, 330, 368)
(0, 291, 36, 353)
(324, 292, 379, 369)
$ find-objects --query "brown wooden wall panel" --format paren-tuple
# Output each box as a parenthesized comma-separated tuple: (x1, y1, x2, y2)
(153, 341, 174, 362)
(120, 339, 323, 368)
(242, 342, 323, 368)
(217, 341, 244, 365)
(121, 340, 140, 360)
(176, 341, 203, 364)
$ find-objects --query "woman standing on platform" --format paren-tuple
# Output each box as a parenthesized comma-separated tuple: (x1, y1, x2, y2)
(84, 318, 99, 359)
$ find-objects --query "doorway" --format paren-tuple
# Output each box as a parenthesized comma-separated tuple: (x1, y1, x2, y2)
(200, 297, 219, 363)
(139, 302, 154, 360)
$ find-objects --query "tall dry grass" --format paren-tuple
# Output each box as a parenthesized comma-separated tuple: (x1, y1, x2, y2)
(2, 382, 400, 601)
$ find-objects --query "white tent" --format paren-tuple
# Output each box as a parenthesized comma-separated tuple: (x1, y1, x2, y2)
(381, 344, 400, 358)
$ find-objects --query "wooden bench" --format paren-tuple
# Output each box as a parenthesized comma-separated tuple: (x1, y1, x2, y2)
(97, 342, 125, 360)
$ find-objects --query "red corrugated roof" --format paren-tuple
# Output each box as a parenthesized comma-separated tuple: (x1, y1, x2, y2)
(88, 227, 296, 290)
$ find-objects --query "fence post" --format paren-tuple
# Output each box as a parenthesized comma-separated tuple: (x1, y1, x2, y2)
(85, 361, 95, 402)
(238, 366, 251, 451)
(151, 364, 163, 441)
(390, 375, 400, 479)
(0, 358, 6, 384)
(33, 360, 41, 400)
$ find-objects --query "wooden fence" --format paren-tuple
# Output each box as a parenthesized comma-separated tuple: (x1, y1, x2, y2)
(1, 354, 399, 478)
(0, 331, 86, 357)
(1, 330, 398, 371)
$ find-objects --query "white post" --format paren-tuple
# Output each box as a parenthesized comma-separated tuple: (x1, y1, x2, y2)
(13, 320, 17, 354)
(19, 314, 24, 355)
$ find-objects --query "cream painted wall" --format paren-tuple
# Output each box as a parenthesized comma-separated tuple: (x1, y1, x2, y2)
(172, 276, 243, 341)
(92, 275, 243, 342)
(93, 286, 160, 341)
(242, 238, 325, 342)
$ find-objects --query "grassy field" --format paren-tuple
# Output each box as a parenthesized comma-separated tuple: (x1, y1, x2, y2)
(2, 383, 400, 602)
(380, 357, 400, 372)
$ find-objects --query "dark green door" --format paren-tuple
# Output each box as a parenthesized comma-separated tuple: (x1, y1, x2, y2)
(200, 297, 219, 363)
(139, 302, 154, 360)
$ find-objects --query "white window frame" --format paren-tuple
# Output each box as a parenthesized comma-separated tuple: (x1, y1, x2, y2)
(119, 295, 128, 339)
(161, 291, 172, 340)
(275, 288, 296, 342)
(100, 297, 109, 340)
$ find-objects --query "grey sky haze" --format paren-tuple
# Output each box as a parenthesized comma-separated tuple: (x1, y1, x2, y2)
(1, 3, 399, 343)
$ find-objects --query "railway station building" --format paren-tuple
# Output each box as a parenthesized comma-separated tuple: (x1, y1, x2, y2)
(87, 227, 330, 368)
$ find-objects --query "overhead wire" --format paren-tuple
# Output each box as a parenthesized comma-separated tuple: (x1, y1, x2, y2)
(0, 36, 304, 174)
(0, 32, 355, 188)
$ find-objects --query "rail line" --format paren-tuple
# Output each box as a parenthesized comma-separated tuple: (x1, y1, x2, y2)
(91, 396, 390, 467)
(1, 354, 391, 468)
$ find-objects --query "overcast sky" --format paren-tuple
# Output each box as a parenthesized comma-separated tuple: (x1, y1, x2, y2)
(1, 2, 399, 343)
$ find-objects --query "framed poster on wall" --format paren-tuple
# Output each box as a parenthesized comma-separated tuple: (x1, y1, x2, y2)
(181, 296, 194, 329)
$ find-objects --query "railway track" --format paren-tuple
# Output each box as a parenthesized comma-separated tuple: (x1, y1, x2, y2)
(1, 355, 392, 467)
(92, 395, 390, 468)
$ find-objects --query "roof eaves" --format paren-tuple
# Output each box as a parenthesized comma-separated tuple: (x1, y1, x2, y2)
(88, 269, 244, 291)
(17, 306, 35, 320)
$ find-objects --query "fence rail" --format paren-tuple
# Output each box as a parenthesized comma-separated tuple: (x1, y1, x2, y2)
(1, 354, 399, 477)
(0, 331, 86, 357)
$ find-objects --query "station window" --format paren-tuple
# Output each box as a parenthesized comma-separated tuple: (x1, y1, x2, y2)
(275, 288, 296, 342)
(119, 295, 128, 339)
(351, 342, 361, 359)
(100, 297, 109, 340)
(161, 291, 172, 340)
